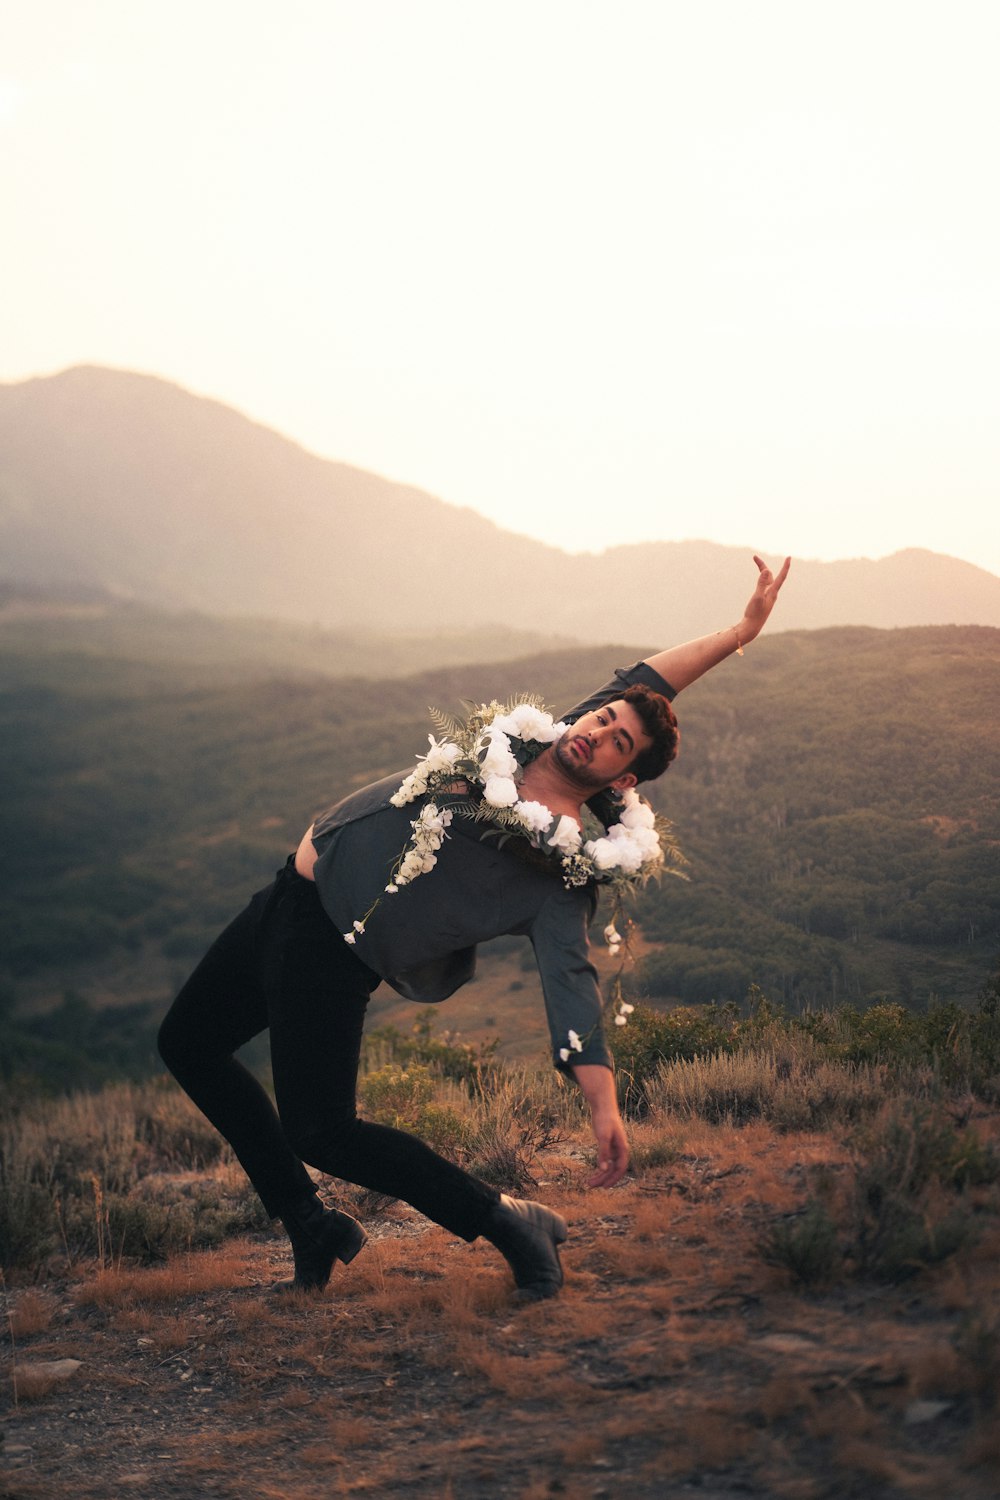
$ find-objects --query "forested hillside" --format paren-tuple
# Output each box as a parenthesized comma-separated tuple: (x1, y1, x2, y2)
(2, 624, 998, 1087)
(632, 626, 999, 1008)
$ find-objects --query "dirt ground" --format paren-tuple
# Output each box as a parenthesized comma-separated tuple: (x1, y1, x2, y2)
(3, 1123, 999, 1500)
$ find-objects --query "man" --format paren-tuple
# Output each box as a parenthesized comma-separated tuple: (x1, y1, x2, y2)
(159, 555, 790, 1301)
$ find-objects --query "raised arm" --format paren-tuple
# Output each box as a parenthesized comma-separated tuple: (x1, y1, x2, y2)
(644, 554, 791, 694)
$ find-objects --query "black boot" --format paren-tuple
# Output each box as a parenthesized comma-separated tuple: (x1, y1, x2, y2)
(272, 1193, 367, 1294)
(481, 1194, 568, 1302)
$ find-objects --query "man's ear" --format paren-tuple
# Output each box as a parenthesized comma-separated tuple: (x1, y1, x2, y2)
(611, 771, 638, 792)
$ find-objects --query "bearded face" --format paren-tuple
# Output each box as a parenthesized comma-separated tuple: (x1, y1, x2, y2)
(552, 700, 649, 792)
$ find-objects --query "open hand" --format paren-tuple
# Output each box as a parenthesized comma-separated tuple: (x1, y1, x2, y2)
(741, 554, 791, 641)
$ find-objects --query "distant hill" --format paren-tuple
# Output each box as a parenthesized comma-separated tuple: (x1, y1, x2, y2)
(3, 365, 1000, 638)
(0, 582, 579, 687)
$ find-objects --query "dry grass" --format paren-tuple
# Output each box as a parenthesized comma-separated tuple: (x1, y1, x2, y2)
(6, 1290, 55, 1338)
(3, 1054, 999, 1498)
(74, 1243, 250, 1306)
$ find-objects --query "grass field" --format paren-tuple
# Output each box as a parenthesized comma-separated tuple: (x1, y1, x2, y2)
(3, 993, 999, 1499)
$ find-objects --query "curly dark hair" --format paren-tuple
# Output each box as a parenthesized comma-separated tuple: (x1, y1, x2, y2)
(622, 684, 679, 783)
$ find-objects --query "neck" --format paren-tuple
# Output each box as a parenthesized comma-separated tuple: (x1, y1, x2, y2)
(518, 747, 589, 823)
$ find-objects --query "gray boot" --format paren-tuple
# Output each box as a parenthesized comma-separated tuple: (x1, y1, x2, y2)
(482, 1195, 568, 1302)
(272, 1194, 367, 1294)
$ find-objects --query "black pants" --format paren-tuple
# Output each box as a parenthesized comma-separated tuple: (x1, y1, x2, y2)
(157, 858, 499, 1239)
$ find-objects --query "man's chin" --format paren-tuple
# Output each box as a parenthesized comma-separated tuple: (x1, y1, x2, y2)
(555, 748, 608, 793)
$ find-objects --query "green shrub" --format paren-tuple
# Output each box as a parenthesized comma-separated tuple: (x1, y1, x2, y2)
(765, 1101, 998, 1288)
(760, 1200, 842, 1287)
(365, 1008, 500, 1091)
(136, 1080, 232, 1172)
(609, 1002, 737, 1116)
(626, 1126, 682, 1174)
(361, 1064, 469, 1156)
(609, 983, 1000, 1113)
(965, 967, 1000, 1098)
(0, 1171, 57, 1270)
(643, 1048, 889, 1131)
(105, 1197, 199, 1264)
(0, 1080, 255, 1274)
(460, 1071, 572, 1193)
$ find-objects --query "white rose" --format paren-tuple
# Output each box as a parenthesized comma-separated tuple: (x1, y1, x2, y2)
(482, 774, 519, 808)
(619, 796, 656, 831)
(487, 713, 518, 737)
(584, 837, 618, 870)
(422, 735, 460, 772)
(613, 842, 644, 875)
(548, 815, 582, 854)
(481, 730, 518, 780)
(504, 704, 560, 743)
(514, 799, 554, 834)
(606, 824, 655, 871)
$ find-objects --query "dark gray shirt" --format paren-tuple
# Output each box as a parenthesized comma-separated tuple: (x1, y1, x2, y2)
(310, 662, 675, 1071)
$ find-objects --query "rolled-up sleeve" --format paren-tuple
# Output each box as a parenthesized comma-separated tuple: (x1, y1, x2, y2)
(561, 661, 676, 723)
(528, 885, 613, 1073)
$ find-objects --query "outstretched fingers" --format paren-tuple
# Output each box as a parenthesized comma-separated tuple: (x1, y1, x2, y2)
(753, 553, 792, 591)
(747, 554, 791, 625)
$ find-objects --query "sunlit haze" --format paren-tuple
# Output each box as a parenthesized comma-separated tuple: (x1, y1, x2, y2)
(2, 2, 998, 573)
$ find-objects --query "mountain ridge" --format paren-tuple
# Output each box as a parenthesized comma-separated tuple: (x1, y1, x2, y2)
(3, 364, 999, 637)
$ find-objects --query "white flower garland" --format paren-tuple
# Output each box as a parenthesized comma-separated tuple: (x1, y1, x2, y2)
(383, 699, 667, 890)
(344, 696, 687, 1037)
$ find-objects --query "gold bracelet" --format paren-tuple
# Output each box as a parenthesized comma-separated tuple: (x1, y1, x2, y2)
(733, 626, 744, 657)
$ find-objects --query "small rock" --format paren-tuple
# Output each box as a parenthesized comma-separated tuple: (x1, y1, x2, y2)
(904, 1399, 953, 1426)
(755, 1334, 818, 1355)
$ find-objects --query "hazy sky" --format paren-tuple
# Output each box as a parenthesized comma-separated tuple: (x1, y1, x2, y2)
(2, 2, 998, 573)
